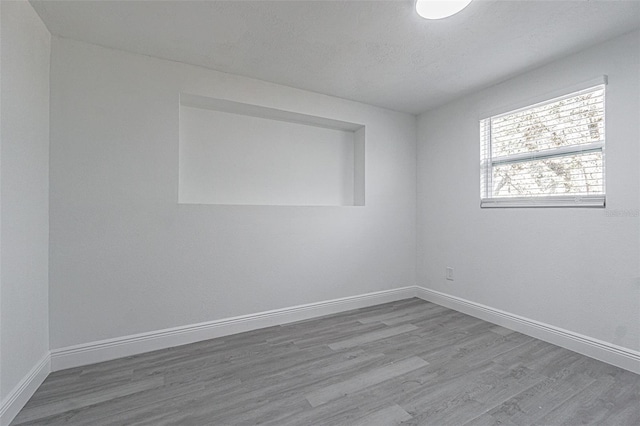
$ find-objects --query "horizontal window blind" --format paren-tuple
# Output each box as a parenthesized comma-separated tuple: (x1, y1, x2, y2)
(480, 83, 606, 208)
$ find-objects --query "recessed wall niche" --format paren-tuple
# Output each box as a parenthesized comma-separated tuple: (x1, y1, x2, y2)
(178, 93, 365, 206)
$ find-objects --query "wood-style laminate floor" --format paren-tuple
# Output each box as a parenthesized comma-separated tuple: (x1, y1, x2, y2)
(12, 298, 640, 425)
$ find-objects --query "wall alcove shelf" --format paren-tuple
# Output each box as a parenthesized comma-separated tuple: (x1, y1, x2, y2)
(179, 93, 365, 206)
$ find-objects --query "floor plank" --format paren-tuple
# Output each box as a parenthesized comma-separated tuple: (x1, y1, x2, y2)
(350, 404, 412, 425)
(305, 356, 429, 407)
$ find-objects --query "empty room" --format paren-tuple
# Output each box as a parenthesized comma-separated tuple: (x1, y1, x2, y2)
(1, 0, 639, 425)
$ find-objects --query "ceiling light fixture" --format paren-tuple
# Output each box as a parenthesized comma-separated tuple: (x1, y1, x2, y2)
(415, 0, 473, 20)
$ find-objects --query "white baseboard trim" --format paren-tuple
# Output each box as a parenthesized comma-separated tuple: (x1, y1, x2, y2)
(415, 286, 640, 374)
(51, 286, 415, 372)
(0, 353, 51, 426)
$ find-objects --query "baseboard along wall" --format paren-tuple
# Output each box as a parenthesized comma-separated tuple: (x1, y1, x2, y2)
(49, 285, 640, 375)
(0, 354, 50, 426)
(414, 286, 640, 375)
(4, 284, 639, 426)
(50, 287, 416, 372)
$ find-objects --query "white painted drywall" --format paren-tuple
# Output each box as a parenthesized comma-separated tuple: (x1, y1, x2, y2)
(48, 38, 417, 349)
(179, 105, 357, 206)
(0, 0, 3, 399)
(417, 31, 640, 352)
(0, 0, 50, 400)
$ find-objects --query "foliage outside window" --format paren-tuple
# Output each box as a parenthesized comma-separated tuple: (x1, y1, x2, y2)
(480, 82, 606, 207)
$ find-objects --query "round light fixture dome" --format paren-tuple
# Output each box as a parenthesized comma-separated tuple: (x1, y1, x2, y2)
(415, 0, 473, 20)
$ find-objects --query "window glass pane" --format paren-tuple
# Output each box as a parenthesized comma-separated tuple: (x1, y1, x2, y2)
(490, 89, 604, 159)
(491, 151, 604, 198)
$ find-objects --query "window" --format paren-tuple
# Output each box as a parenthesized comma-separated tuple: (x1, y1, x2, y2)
(480, 80, 606, 208)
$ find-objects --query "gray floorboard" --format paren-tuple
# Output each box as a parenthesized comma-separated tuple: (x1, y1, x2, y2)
(11, 298, 640, 425)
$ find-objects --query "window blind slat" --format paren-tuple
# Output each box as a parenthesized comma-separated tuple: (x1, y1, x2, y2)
(490, 141, 603, 164)
(490, 95, 604, 130)
(491, 103, 604, 133)
(491, 114, 604, 138)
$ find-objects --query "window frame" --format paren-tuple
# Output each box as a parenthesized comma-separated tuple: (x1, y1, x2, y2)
(480, 77, 607, 208)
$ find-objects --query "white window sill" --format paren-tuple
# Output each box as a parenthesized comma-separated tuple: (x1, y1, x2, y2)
(481, 195, 605, 208)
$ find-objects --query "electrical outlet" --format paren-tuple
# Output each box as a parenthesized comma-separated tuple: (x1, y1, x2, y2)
(446, 267, 454, 281)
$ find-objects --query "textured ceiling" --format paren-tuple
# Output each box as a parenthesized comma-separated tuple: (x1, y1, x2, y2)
(30, 0, 640, 114)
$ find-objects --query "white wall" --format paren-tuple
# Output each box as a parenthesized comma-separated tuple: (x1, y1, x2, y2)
(417, 31, 640, 352)
(49, 37, 417, 350)
(0, 0, 50, 400)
